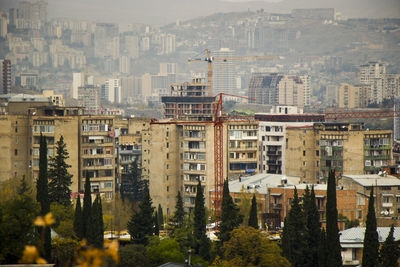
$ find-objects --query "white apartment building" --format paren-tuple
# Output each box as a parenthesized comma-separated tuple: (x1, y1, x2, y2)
(258, 106, 313, 174)
(213, 48, 236, 95)
(300, 75, 311, 106)
(103, 79, 121, 104)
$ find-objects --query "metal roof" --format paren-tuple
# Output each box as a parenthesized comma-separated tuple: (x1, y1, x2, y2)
(342, 174, 400, 187)
(340, 227, 400, 247)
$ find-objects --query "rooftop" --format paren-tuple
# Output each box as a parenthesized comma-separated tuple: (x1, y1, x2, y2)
(228, 173, 302, 194)
(342, 174, 400, 187)
(340, 227, 400, 248)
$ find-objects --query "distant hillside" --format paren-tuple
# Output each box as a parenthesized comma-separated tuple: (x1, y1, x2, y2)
(1, 0, 397, 26)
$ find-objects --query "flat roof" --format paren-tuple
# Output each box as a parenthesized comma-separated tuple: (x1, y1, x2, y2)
(342, 174, 400, 187)
(340, 227, 400, 245)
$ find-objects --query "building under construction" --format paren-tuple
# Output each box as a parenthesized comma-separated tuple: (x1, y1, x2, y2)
(161, 78, 217, 119)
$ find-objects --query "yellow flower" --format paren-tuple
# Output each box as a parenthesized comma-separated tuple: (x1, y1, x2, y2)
(19, 245, 47, 264)
(34, 212, 55, 227)
(44, 212, 56, 226)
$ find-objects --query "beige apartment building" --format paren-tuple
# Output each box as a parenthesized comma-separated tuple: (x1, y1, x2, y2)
(338, 83, 371, 108)
(286, 123, 392, 183)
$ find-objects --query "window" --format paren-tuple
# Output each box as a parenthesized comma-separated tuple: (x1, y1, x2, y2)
(104, 158, 112, 166)
(33, 159, 39, 166)
(105, 182, 113, 188)
(167, 186, 169, 192)
(48, 148, 53, 157)
(303, 150, 306, 156)
(303, 140, 306, 146)
(230, 153, 234, 159)
(15, 127, 18, 133)
(316, 161, 319, 167)
(14, 149, 18, 156)
(106, 148, 111, 154)
(316, 150, 319, 156)
(33, 148, 39, 156)
(166, 175, 169, 181)
(166, 142, 169, 148)
(303, 161, 306, 167)
(357, 210, 362, 219)
(166, 164, 169, 169)
(166, 153, 169, 159)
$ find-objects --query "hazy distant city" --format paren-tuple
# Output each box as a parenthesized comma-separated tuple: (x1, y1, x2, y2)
(1, 0, 400, 266)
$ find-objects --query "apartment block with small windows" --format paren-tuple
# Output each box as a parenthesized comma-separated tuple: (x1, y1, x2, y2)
(80, 116, 116, 200)
(227, 121, 259, 180)
(286, 123, 393, 183)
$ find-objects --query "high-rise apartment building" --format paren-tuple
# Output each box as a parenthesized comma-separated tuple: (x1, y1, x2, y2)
(124, 35, 139, 59)
(213, 48, 236, 95)
(94, 23, 119, 59)
(300, 75, 311, 106)
(78, 85, 100, 114)
(286, 123, 392, 183)
(2, 59, 12, 94)
(249, 73, 305, 108)
(277, 75, 304, 108)
(359, 62, 386, 104)
(102, 79, 122, 104)
(248, 73, 282, 105)
(159, 34, 176, 55)
(256, 106, 322, 174)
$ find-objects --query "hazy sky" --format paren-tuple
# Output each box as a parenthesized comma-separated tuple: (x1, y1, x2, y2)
(1, 0, 399, 25)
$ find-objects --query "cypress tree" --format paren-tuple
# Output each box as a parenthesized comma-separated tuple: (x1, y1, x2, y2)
(318, 228, 328, 267)
(82, 172, 92, 239)
(326, 169, 342, 267)
(248, 194, 258, 229)
(158, 204, 164, 230)
(96, 195, 104, 247)
(173, 191, 185, 227)
(73, 195, 83, 239)
(379, 225, 400, 267)
(154, 212, 159, 236)
(36, 134, 51, 261)
(362, 187, 379, 267)
(304, 185, 321, 267)
(87, 195, 98, 246)
(193, 179, 210, 260)
(281, 187, 307, 266)
(218, 179, 242, 244)
(127, 182, 154, 245)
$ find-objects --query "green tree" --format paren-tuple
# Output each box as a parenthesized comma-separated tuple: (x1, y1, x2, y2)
(379, 225, 400, 267)
(326, 170, 342, 267)
(48, 136, 73, 206)
(218, 179, 242, 245)
(362, 187, 379, 267)
(318, 228, 328, 267)
(121, 159, 145, 203)
(281, 187, 307, 266)
(52, 237, 79, 267)
(248, 194, 258, 229)
(82, 172, 92, 239)
(18, 175, 31, 195)
(127, 182, 154, 245)
(304, 186, 321, 267)
(173, 191, 185, 228)
(73, 196, 83, 239)
(0, 194, 40, 264)
(50, 202, 75, 239)
(154, 212, 159, 236)
(193, 179, 210, 260)
(36, 134, 51, 261)
(146, 237, 185, 266)
(158, 204, 164, 230)
(211, 227, 290, 267)
(118, 244, 150, 267)
(87, 194, 104, 248)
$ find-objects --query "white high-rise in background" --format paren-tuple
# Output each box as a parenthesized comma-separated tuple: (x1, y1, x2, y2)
(119, 56, 131, 74)
(300, 75, 311, 106)
(359, 62, 386, 103)
(103, 79, 121, 104)
(213, 48, 236, 95)
(159, 34, 176, 55)
(125, 35, 139, 58)
(71, 72, 94, 99)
